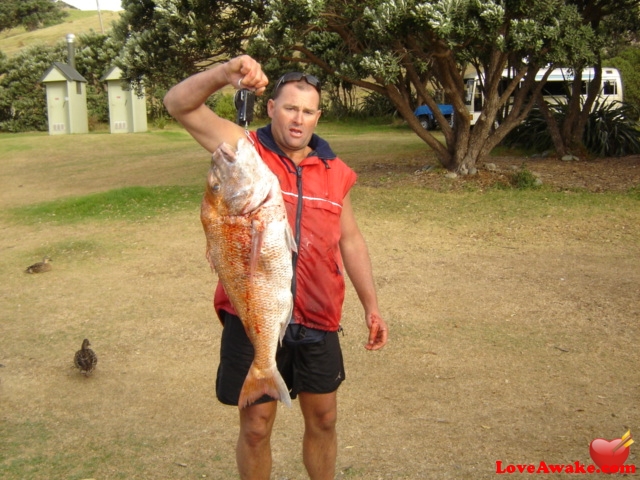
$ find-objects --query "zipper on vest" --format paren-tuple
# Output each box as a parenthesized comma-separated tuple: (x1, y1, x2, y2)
(290, 164, 304, 309)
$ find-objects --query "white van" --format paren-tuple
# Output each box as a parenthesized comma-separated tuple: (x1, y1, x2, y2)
(463, 67, 623, 125)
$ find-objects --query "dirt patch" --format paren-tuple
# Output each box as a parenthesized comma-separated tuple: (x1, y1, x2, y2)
(1, 155, 639, 479)
(357, 154, 640, 193)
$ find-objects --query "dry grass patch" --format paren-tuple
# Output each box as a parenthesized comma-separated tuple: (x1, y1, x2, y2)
(1, 129, 639, 479)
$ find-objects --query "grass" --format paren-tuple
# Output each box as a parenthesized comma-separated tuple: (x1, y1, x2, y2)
(1, 126, 639, 479)
(1, 124, 638, 225)
(0, 10, 121, 57)
(352, 184, 638, 224)
(10, 186, 203, 224)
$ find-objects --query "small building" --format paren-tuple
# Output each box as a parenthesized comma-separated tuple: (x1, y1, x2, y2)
(101, 66, 148, 134)
(40, 61, 89, 135)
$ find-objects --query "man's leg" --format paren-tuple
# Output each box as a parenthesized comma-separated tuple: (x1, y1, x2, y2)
(236, 400, 278, 480)
(299, 391, 338, 480)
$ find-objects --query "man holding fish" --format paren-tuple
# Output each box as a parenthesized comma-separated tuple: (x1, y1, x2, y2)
(164, 54, 388, 480)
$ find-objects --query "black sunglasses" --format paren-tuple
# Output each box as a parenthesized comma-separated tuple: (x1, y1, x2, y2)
(273, 72, 321, 95)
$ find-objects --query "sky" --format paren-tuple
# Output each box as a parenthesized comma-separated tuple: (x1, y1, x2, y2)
(60, 0, 123, 11)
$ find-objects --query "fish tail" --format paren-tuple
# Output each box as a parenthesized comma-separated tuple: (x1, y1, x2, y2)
(238, 364, 292, 409)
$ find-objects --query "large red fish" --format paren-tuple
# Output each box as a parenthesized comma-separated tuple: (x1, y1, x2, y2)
(201, 138, 295, 408)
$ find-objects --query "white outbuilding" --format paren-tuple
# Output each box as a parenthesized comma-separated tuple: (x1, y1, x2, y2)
(40, 61, 89, 135)
(100, 66, 148, 134)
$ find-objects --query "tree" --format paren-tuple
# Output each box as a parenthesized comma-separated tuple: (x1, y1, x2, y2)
(75, 32, 123, 124)
(536, 0, 640, 156)
(112, 0, 634, 170)
(111, 0, 264, 91)
(0, 43, 66, 132)
(0, 0, 67, 32)
(608, 46, 640, 114)
(250, 0, 606, 170)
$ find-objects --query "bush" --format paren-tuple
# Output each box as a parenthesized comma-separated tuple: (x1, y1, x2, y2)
(502, 106, 556, 152)
(511, 166, 541, 190)
(583, 101, 640, 156)
(356, 91, 397, 118)
(503, 100, 640, 157)
(0, 43, 66, 132)
(211, 93, 236, 122)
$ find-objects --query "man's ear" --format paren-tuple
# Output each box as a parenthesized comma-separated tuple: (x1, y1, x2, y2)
(267, 98, 275, 119)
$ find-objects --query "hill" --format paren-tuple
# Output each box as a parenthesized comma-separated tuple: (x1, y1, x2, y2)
(0, 10, 121, 57)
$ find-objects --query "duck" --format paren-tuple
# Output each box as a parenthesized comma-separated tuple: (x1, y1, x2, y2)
(74, 339, 98, 376)
(25, 256, 52, 274)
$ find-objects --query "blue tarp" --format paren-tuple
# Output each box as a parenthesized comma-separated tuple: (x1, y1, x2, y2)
(414, 104, 454, 117)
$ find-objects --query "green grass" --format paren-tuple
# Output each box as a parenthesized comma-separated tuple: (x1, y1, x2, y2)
(0, 419, 152, 480)
(2, 126, 638, 228)
(351, 185, 640, 242)
(10, 186, 202, 224)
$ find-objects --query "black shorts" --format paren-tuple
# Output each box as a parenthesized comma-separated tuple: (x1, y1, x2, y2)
(216, 311, 345, 406)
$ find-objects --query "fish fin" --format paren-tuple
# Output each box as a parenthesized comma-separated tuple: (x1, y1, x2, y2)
(238, 364, 292, 409)
(204, 248, 214, 271)
(279, 298, 293, 346)
(278, 313, 291, 346)
(285, 222, 297, 253)
(249, 221, 265, 279)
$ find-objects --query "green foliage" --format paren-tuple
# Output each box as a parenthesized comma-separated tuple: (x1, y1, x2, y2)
(112, 0, 265, 90)
(247, 0, 635, 169)
(357, 91, 398, 118)
(608, 46, 640, 113)
(0, 43, 66, 132)
(75, 31, 123, 124)
(211, 93, 236, 122)
(627, 185, 640, 200)
(0, 31, 123, 132)
(502, 106, 555, 153)
(583, 101, 640, 156)
(511, 166, 542, 190)
(11, 186, 202, 224)
(0, 0, 67, 32)
(321, 90, 397, 120)
(503, 100, 640, 157)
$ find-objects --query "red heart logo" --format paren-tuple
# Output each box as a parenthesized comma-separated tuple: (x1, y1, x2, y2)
(589, 438, 630, 471)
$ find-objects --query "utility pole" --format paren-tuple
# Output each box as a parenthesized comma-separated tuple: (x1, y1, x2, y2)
(96, 0, 105, 34)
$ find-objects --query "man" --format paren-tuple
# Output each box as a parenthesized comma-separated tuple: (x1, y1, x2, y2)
(164, 55, 388, 480)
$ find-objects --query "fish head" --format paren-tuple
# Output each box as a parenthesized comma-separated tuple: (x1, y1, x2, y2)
(205, 139, 274, 216)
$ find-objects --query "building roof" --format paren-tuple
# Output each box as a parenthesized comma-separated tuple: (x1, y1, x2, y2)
(100, 65, 122, 82)
(40, 62, 88, 83)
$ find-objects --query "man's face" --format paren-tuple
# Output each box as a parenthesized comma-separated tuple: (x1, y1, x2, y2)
(267, 82, 321, 159)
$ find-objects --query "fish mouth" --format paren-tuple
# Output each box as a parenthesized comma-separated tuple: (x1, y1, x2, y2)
(260, 184, 275, 206)
(214, 143, 237, 163)
(240, 182, 273, 214)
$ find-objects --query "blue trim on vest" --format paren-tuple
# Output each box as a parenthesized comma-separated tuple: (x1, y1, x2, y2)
(256, 124, 337, 161)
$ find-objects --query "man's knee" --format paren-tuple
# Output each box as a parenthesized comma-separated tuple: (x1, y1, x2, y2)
(239, 403, 277, 446)
(312, 408, 337, 432)
(300, 392, 338, 432)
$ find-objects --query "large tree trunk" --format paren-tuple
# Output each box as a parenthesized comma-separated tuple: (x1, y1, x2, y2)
(536, 91, 568, 156)
(537, 64, 603, 157)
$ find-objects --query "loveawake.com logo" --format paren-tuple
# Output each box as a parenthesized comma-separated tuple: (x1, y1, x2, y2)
(496, 430, 636, 475)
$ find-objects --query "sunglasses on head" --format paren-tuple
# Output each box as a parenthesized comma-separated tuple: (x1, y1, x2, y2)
(273, 72, 321, 95)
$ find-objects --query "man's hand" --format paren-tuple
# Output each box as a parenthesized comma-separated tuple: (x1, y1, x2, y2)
(226, 55, 269, 96)
(365, 312, 388, 351)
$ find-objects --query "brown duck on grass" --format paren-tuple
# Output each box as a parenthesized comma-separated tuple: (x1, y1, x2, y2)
(25, 256, 52, 274)
(74, 339, 98, 376)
